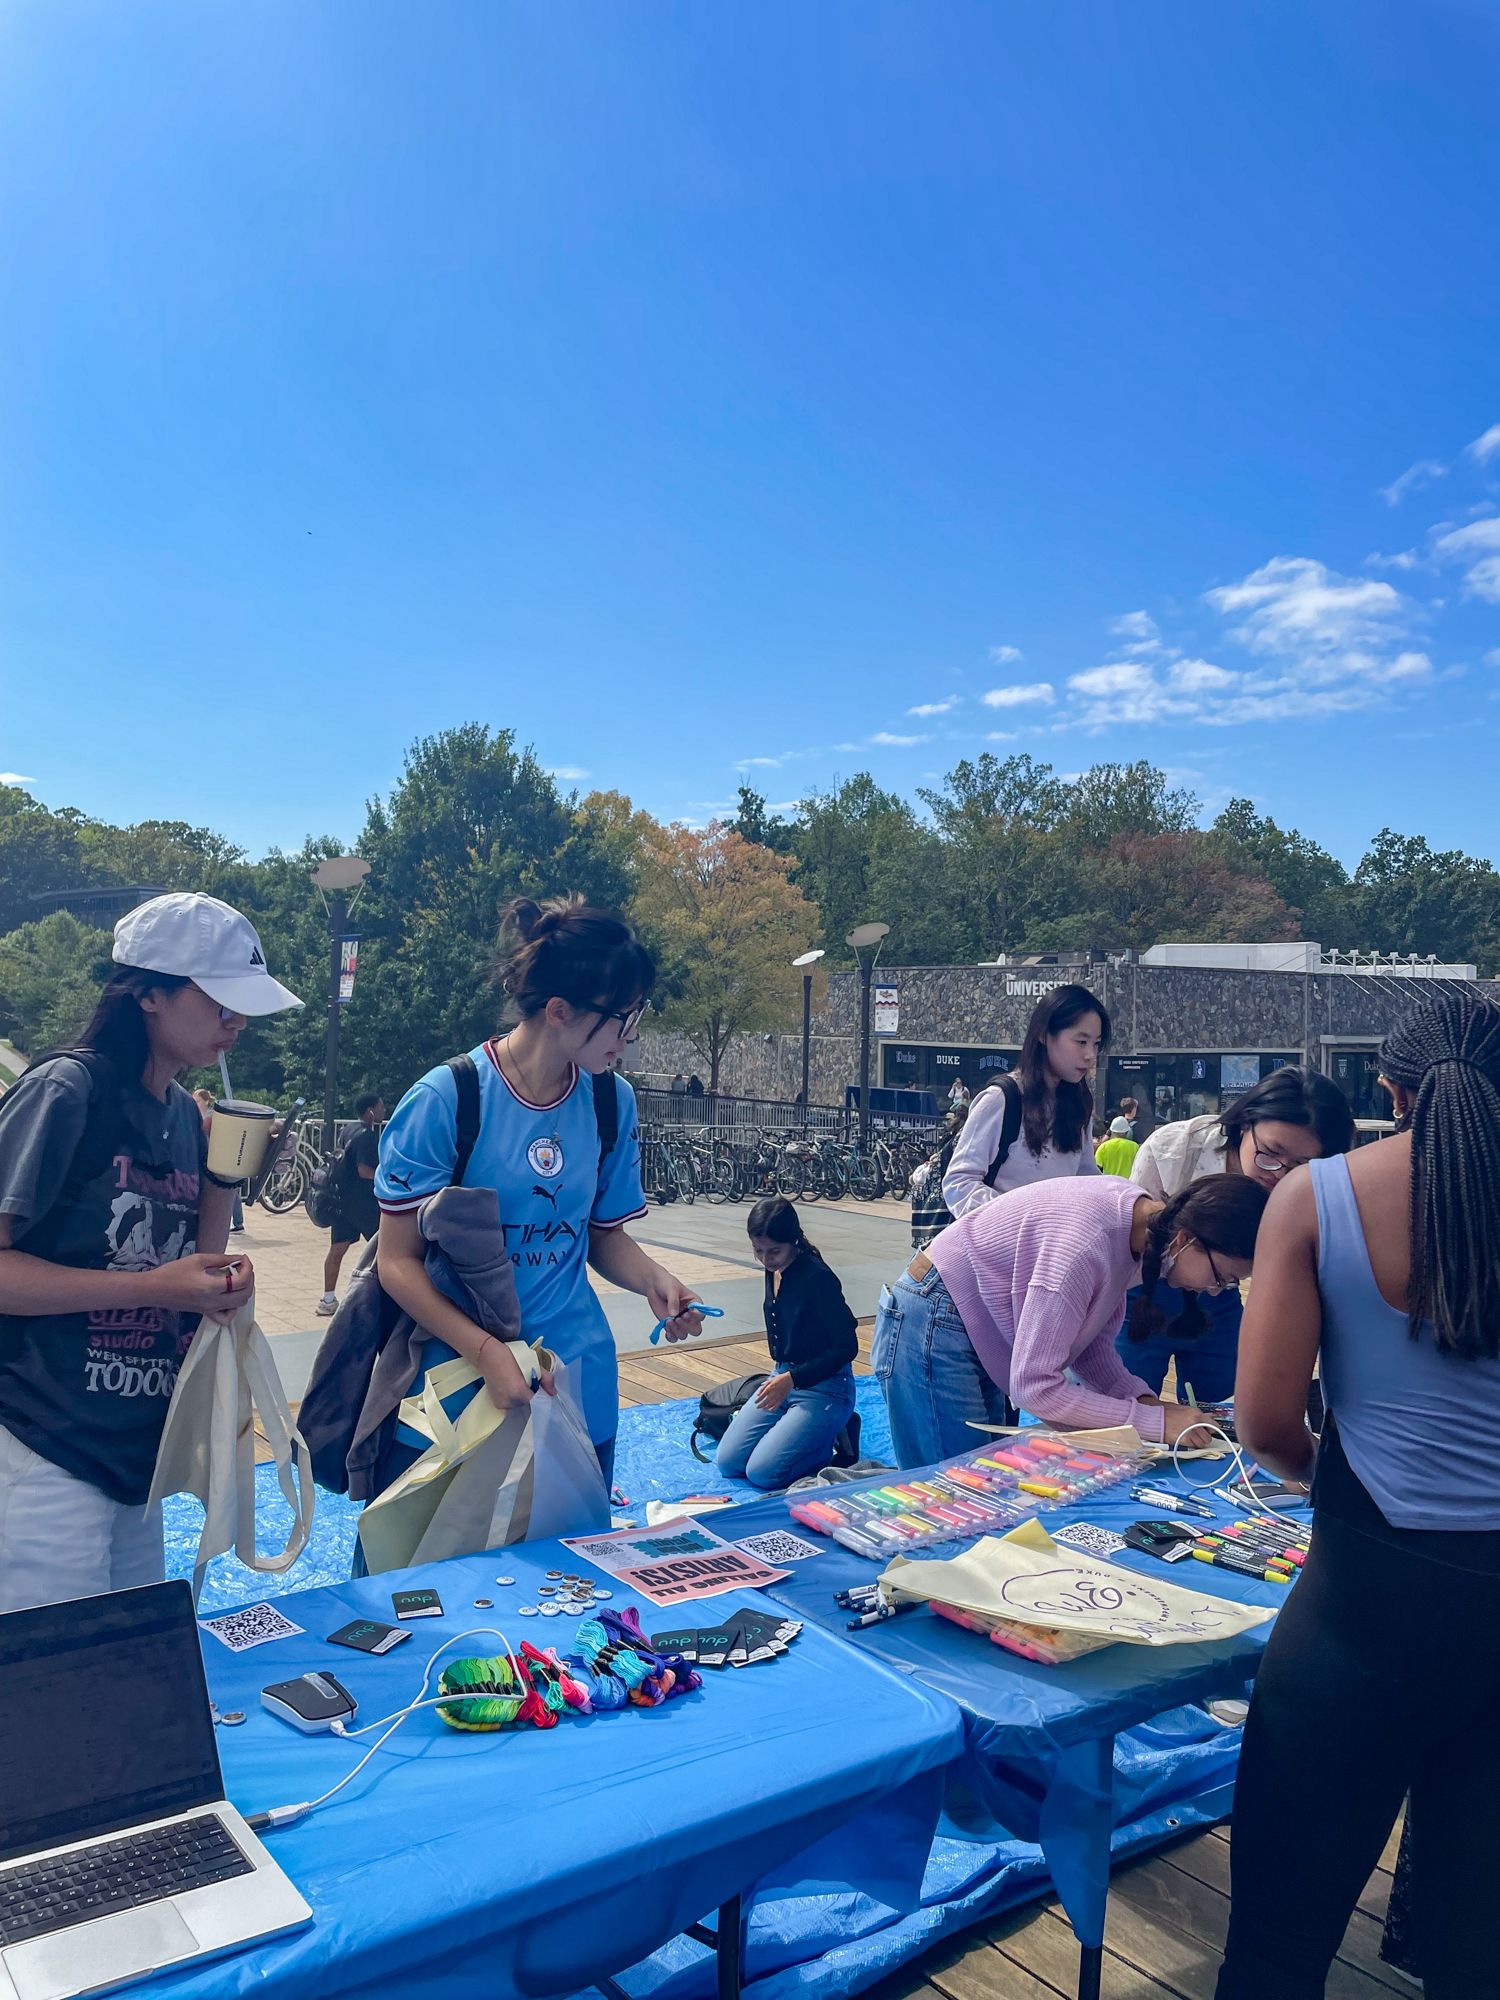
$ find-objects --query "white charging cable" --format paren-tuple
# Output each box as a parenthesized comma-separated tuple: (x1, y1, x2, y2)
(247, 1627, 518, 1832)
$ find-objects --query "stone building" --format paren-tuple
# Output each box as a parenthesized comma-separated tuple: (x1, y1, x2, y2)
(635, 945, 1500, 1129)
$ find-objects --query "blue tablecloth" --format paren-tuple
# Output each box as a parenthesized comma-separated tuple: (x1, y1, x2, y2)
(140, 1537, 964, 2000)
(720, 1462, 1301, 1949)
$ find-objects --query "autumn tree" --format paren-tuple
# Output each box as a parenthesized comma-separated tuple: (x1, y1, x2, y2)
(633, 823, 820, 1091)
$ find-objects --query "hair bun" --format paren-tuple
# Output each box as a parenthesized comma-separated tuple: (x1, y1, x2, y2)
(507, 898, 545, 944)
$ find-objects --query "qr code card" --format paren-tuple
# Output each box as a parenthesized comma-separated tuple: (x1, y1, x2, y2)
(734, 1530, 823, 1564)
(1052, 1523, 1129, 1559)
(199, 1604, 305, 1652)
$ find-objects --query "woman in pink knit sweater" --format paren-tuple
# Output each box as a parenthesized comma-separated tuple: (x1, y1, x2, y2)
(872, 1172, 1268, 1467)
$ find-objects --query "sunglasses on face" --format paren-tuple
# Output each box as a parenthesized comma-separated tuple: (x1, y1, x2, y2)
(594, 1003, 646, 1038)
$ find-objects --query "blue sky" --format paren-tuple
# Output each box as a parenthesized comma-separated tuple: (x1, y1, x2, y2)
(2, 0, 1497, 870)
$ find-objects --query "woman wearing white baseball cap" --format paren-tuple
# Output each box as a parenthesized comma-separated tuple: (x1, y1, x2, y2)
(0, 893, 301, 1611)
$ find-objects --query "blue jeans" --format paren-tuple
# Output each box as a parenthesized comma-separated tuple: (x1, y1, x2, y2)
(872, 1266, 1013, 1469)
(1114, 1283, 1243, 1403)
(716, 1368, 856, 1490)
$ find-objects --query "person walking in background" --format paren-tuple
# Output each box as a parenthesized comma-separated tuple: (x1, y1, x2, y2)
(947, 1075, 971, 1112)
(1117, 1066, 1354, 1404)
(1094, 1116, 1139, 1178)
(1216, 993, 1500, 2000)
(717, 1197, 858, 1489)
(0, 893, 301, 1612)
(875, 1170, 1267, 1466)
(942, 984, 1108, 1217)
(316, 1091, 385, 1316)
(1118, 1094, 1141, 1138)
(909, 1108, 966, 1250)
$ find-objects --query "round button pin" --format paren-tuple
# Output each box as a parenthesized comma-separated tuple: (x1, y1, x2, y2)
(518, 1605, 539, 1617)
(495, 1576, 516, 1587)
(540, 1604, 560, 1617)
(219, 1711, 246, 1726)
(474, 1598, 493, 1608)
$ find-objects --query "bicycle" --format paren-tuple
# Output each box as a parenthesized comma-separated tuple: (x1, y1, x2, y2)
(255, 1115, 323, 1214)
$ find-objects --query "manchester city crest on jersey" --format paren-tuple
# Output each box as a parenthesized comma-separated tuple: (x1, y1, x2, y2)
(527, 1134, 564, 1179)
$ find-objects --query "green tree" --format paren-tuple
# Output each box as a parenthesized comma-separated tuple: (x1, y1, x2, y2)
(728, 785, 799, 856)
(0, 912, 111, 1055)
(918, 754, 1076, 957)
(1063, 761, 1200, 846)
(1210, 799, 1353, 944)
(789, 776, 947, 963)
(1350, 831, 1500, 967)
(633, 822, 820, 1091)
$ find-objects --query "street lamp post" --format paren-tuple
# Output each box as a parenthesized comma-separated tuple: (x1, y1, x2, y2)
(310, 856, 371, 1153)
(792, 949, 825, 1115)
(845, 922, 890, 1145)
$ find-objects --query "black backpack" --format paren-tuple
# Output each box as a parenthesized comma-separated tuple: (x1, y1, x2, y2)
(689, 1373, 769, 1460)
(978, 1072, 1025, 1189)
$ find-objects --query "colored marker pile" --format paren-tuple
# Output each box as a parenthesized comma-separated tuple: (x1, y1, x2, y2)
(789, 1434, 1148, 1557)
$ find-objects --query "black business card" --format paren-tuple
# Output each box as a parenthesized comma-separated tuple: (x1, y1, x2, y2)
(328, 1617, 412, 1654)
(392, 1588, 444, 1620)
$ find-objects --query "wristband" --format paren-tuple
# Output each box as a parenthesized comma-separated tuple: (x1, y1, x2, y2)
(204, 1168, 246, 1191)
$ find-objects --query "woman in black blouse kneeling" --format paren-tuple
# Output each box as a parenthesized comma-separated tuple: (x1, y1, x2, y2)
(717, 1197, 859, 1489)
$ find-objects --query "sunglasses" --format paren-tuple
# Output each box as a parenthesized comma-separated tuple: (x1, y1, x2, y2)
(594, 1003, 646, 1038)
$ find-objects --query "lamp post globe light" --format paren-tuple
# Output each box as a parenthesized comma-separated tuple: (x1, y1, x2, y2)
(792, 949, 826, 1115)
(310, 856, 371, 1152)
(845, 923, 890, 1144)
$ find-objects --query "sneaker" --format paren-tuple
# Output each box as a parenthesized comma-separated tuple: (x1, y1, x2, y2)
(316, 1297, 337, 1316)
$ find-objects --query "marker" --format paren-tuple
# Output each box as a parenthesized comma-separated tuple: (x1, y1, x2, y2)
(1131, 1486, 1215, 1517)
(1191, 1546, 1293, 1583)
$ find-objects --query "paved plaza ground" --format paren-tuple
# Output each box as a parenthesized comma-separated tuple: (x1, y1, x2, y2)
(241, 1191, 911, 1401)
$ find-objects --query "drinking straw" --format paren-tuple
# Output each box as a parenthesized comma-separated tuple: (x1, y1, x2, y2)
(218, 1053, 233, 1102)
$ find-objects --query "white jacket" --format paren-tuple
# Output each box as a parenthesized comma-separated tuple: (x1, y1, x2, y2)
(1129, 1113, 1229, 1200)
(942, 1080, 1096, 1217)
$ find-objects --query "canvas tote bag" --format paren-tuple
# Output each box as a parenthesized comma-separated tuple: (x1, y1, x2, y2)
(147, 1302, 316, 1603)
(356, 1343, 609, 1574)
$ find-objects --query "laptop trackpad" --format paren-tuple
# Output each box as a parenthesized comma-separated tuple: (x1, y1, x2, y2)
(4, 1903, 198, 2000)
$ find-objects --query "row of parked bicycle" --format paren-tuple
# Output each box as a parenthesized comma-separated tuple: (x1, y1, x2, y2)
(249, 1111, 940, 1216)
(637, 1122, 936, 1206)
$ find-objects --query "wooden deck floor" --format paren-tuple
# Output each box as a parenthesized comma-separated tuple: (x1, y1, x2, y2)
(630, 1330, 1408, 2000)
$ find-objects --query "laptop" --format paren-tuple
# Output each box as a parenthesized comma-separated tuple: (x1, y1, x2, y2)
(0, 1581, 311, 2000)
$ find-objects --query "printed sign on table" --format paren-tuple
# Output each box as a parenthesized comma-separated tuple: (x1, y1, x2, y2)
(562, 1517, 790, 1608)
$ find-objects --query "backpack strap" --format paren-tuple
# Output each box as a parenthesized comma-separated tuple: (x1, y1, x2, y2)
(593, 1069, 619, 1171)
(981, 1073, 1025, 1189)
(446, 1054, 482, 1188)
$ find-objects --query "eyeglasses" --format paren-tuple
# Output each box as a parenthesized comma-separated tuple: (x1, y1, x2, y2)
(1202, 1248, 1230, 1295)
(1251, 1151, 1291, 1175)
(595, 1003, 646, 1039)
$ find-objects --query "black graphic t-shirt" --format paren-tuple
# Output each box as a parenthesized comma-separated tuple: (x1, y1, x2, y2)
(0, 1058, 208, 1505)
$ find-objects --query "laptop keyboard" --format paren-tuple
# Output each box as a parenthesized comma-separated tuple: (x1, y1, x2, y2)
(0, 1815, 252, 1946)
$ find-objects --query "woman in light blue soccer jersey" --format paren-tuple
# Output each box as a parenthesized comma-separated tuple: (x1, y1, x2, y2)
(375, 897, 704, 1488)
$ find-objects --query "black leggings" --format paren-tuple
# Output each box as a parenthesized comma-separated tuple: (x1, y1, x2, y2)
(1217, 1431, 1500, 2000)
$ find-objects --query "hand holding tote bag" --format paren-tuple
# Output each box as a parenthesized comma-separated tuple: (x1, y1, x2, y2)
(356, 1344, 610, 1574)
(146, 1302, 315, 1604)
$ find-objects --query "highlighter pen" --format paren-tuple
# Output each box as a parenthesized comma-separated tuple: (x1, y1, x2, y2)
(1191, 1546, 1293, 1583)
(1219, 1528, 1305, 1567)
(1017, 1480, 1065, 1499)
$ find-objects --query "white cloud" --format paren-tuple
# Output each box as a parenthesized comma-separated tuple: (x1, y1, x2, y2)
(1109, 610, 1158, 643)
(907, 698, 958, 717)
(989, 644, 1023, 664)
(1466, 423, 1500, 465)
(1380, 458, 1447, 506)
(1204, 556, 1413, 669)
(981, 682, 1055, 708)
(737, 754, 789, 769)
(870, 731, 930, 747)
(832, 741, 859, 753)
(1364, 549, 1419, 571)
(985, 731, 1017, 743)
(1432, 516, 1500, 603)
(766, 799, 803, 814)
(1169, 658, 1238, 691)
(547, 765, 590, 782)
(0, 773, 34, 787)
(1486, 648, 1500, 669)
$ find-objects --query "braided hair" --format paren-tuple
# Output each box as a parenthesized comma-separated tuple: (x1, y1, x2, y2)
(1126, 1174, 1268, 1343)
(1379, 992, 1500, 1360)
